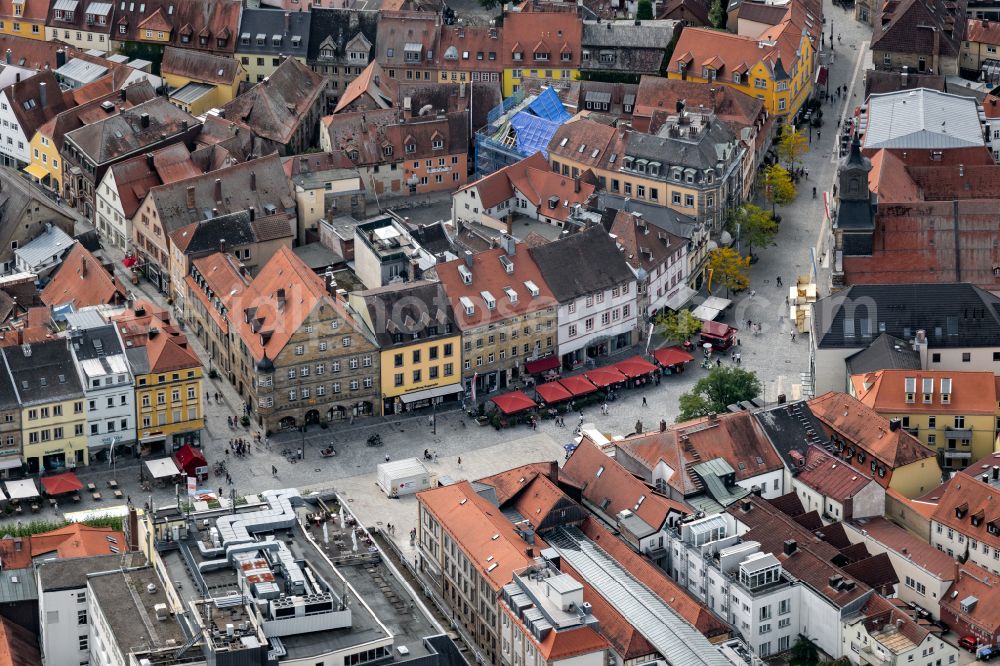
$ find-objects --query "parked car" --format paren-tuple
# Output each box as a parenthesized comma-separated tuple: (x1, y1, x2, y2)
(978, 645, 1000, 661)
(959, 636, 979, 652)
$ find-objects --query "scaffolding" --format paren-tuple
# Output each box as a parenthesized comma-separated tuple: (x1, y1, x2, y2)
(474, 87, 571, 177)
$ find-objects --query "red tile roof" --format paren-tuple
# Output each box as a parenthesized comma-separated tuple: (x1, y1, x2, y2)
(0, 616, 40, 666)
(41, 244, 126, 309)
(852, 369, 998, 415)
(847, 516, 957, 579)
(417, 480, 543, 592)
(333, 61, 395, 113)
(930, 473, 1000, 553)
(796, 445, 879, 502)
(456, 152, 550, 210)
(508, 167, 595, 223)
(501, 4, 582, 69)
(476, 462, 560, 504)
(30, 523, 127, 559)
(941, 562, 1000, 634)
(185, 251, 247, 332)
(106, 142, 200, 219)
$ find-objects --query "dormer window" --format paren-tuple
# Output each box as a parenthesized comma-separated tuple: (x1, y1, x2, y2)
(733, 73, 742, 84)
(272, 35, 282, 46)
(383, 145, 393, 156)
(241, 32, 250, 45)
(432, 137, 444, 150)
(904, 376, 916, 403)
(955, 502, 969, 519)
(941, 377, 952, 403)
(513, 51, 523, 61)
(199, 35, 208, 46)
(534, 51, 549, 61)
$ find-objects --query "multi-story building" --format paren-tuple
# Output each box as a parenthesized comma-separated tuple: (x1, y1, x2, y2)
(810, 284, 1000, 395)
(161, 46, 244, 116)
(928, 457, 1000, 575)
(668, 7, 818, 119)
(437, 235, 558, 397)
(0, 359, 21, 476)
(549, 109, 745, 235)
(940, 562, 1000, 647)
(136, 152, 293, 295)
(580, 20, 677, 78)
(1, 339, 87, 474)
(844, 517, 957, 619)
(42, 244, 126, 309)
(872, 0, 965, 75)
(236, 9, 311, 84)
(43, 0, 114, 52)
(0, 169, 77, 274)
(112, 301, 204, 454)
(183, 251, 243, 384)
(61, 96, 200, 219)
(961, 18, 1000, 77)
(528, 226, 638, 369)
(787, 445, 886, 521)
(67, 323, 136, 461)
(283, 152, 366, 244)
(436, 24, 504, 85)
(322, 108, 469, 200)
(610, 209, 691, 317)
(1, 0, 47, 41)
(850, 369, 999, 472)
(808, 392, 943, 499)
(112, 0, 242, 58)
(221, 56, 326, 156)
(352, 216, 438, 290)
(843, 594, 959, 666)
(351, 280, 462, 415)
(500, 3, 582, 97)
(374, 11, 439, 84)
(29, 80, 158, 198)
(0, 70, 67, 168)
(306, 8, 378, 113)
(228, 246, 381, 431)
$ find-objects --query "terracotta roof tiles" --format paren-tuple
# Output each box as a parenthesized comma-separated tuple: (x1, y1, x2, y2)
(41, 244, 125, 309)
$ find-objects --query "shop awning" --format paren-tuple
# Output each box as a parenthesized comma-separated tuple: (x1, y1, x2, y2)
(653, 346, 695, 367)
(0, 457, 23, 471)
(663, 285, 697, 311)
(585, 367, 626, 388)
(23, 163, 48, 180)
(613, 356, 658, 378)
(4, 479, 35, 500)
(559, 375, 598, 397)
(145, 457, 181, 479)
(399, 383, 463, 404)
(174, 444, 207, 474)
(525, 356, 560, 375)
(816, 65, 828, 85)
(691, 296, 732, 322)
(491, 391, 537, 415)
(536, 381, 573, 404)
(41, 471, 82, 495)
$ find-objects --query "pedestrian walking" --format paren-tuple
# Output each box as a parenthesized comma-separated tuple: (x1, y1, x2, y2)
(458, 456, 462, 466)
(384, 454, 390, 463)
(716, 358, 722, 367)
(601, 402, 608, 415)
(817, 131, 821, 140)
(642, 396, 648, 407)
(790, 330, 797, 342)
(776, 276, 783, 287)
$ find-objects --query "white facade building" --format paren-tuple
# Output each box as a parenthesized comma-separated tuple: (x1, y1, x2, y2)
(94, 168, 131, 253)
(68, 324, 136, 456)
(0, 87, 32, 167)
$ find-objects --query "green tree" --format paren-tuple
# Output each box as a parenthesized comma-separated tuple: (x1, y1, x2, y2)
(777, 125, 809, 170)
(788, 636, 820, 666)
(762, 164, 797, 216)
(708, 0, 727, 28)
(637, 0, 654, 19)
(656, 308, 703, 343)
(677, 366, 762, 421)
(734, 203, 778, 258)
(708, 247, 750, 296)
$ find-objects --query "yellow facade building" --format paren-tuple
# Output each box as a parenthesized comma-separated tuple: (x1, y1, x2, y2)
(1, 340, 88, 474)
(112, 301, 204, 454)
(28, 124, 63, 194)
(851, 369, 1000, 473)
(668, 12, 817, 119)
(0, 0, 47, 40)
(350, 282, 464, 416)
(500, 4, 582, 97)
(161, 47, 244, 116)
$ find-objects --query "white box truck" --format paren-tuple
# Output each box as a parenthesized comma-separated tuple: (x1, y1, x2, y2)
(376, 458, 431, 497)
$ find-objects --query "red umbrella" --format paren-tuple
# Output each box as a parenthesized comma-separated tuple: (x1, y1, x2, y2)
(585, 367, 626, 388)
(613, 356, 658, 378)
(653, 346, 695, 367)
(536, 381, 573, 404)
(491, 391, 537, 415)
(41, 471, 83, 495)
(559, 375, 598, 397)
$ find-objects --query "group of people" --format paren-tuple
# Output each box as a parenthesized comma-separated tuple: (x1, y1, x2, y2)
(227, 438, 252, 457)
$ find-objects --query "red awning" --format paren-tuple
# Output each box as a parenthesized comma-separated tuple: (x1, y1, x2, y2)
(559, 375, 598, 397)
(174, 443, 207, 474)
(525, 356, 560, 374)
(122, 256, 138, 268)
(613, 356, 658, 378)
(816, 65, 828, 86)
(491, 391, 538, 415)
(702, 320, 736, 339)
(536, 381, 573, 404)
(41, 471, 83, 495)
(585, 367, 626, 388)
(653, 346, 695, 367)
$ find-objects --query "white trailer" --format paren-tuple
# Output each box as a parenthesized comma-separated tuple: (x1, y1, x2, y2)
(376, 458, 431, 497)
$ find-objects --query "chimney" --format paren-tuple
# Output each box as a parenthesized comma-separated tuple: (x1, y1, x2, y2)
(214, 178, 222, 203)
(573, 177, 580, 193)
(284, 11, 290, 32)
(38, 82, 46, 109)
(120, 87, 127, 102)
(56, 49, 66, 69)
(140, 113, 150, 128)
(463, 250, 473, 269)
(80, 254, 87, 277)
(783, 539, 797, 556)
(219, 238, 226, 253)
(145, 153, 154, 168)
(993, 465, 999, 480)
(248, 206, 255, 221)
(983, 474, 990, 484)
(889, 417, 901, 431)
(676, 98, 685, 114)
(250, 171, 256, 191)
(147, 327, 159, 339)
(185, 185, 196, 208)
(14, 73, 19, 83)
(276, 288, 286, 309)
(501, 233, 515, 256)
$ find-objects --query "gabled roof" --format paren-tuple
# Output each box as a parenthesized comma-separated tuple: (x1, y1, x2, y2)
(941, 562, 1000, 633)
(509, 167, 595, 223)
(30, 523, 127, 558)
(161, 46, 242, 85)
(845, 333, 922, 376)
(796, 445, 879, 502)
(64, 96, 197, 165)
(105, 141, 199, 219)
(1, 337, 84, 406)
(2, 70, 69, 141)
(352, 280, 457, 349)
(812, 283, 1000, 349)
(222, 57, 325, 146)
(847, 516, 957, 579)
(872, 0, 966, 58)
(611, 209, 686, 274)
(632, 75, 766, 136)
(862, 89, 984, 151)
(808, 392, 938, 470)
(930, 471, 1000, 552)
(237, 9, 311, 58)
(110, 300, 200, 373)
(306, 7, 378, 63)
(852, 368, 997, 415)
(186, 251, 247, 332)
(333, 60, 395, 113)
(528, 226, 633, 302)
(476, 462, 560, 505)
(0, 616, 40, 666)
(41, 243, 125, 309)
(456, 151, 549, 209)
(561, 438, 688, 531)
(116, 0, 242, 53)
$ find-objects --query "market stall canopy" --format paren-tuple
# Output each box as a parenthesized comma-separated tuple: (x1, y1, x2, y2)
(145, 457, 181, 479)
(5, 479, 37, 500)
(174, 444, 207, 475)
(491, 391, 538, 415)
(613, 356, 658, 378)
(653, 346, 695, 367)
(524, 356, 560, 374)
(559, 375, 598, 397)
(41, 471, 82, 495)
(585, 367, 626, 388)
(702, 320, 736, 338)
(536, 381, 573, 404)
(691, 296, 732, 322)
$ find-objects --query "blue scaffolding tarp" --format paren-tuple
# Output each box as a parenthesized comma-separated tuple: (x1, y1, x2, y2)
(510, 113, 561, 159)
(527, 87, 570, 124)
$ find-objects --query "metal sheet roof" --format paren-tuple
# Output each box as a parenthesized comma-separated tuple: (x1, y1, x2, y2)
(13, 227, 75, 270)
(864, 89, 986, 150)
(86, 2, 112, 15)
(549, 525, 731, 666)
(55, 58, 108, 84)
(53, 0, 78, 11)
